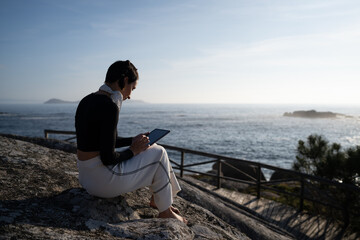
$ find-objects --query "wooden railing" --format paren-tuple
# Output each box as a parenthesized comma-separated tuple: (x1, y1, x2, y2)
(161, 144, 359, 215)
(44, 129, 360, 225)
(44, 129, 77, 141)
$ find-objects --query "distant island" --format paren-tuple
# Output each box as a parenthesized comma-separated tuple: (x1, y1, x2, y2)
(44, 98, 79, 104)
(127, 99, 147, 104)
(283, 110, 350, 119)
(44, 98, 146, 104)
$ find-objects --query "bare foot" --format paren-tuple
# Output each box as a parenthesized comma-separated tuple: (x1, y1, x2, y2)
(149, 196, 180, 214)
(158, 207, 188, 224)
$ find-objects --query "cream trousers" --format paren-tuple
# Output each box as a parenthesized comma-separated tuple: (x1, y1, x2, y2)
(77, 144, 181, 212)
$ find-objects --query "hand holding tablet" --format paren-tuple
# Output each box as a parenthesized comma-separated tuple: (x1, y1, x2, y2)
(148, 128, 170, 145)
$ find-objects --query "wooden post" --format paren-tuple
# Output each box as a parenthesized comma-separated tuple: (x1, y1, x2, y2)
(180, 151, 185, 177)
(343, 190, 350, 227)
(257, 163, 261, 199)
(299, 176, 304, 212)
(217, 158, 222, 189)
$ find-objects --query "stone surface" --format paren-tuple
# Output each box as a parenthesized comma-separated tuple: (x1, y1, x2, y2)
(0, 135, 253, 240)
(0, 133, 77, 153)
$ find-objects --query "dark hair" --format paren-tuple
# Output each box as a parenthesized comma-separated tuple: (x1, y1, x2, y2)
(105, 60, 139, 89)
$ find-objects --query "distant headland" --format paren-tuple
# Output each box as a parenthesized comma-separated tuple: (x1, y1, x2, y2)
(44, 98, 79, 104)
(44, 98, 146, 104)
(283, 110, 351, 119)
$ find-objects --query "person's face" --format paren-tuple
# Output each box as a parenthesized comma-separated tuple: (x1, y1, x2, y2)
(120, 78, 138, 101)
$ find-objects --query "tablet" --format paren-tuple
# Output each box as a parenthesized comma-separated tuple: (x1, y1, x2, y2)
(148, 128, 170, 145)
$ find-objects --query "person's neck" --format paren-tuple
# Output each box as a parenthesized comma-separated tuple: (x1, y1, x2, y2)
(98, 90, 111, 97)
(105, 82, 119, 92)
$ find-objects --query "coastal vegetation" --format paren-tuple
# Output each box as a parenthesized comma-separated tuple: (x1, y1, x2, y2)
(293, 134, 360, 187)
(291, 134, 360, 232)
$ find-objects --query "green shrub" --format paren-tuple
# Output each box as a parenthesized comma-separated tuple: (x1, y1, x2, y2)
(293, 134, 360, 231)
(293, 134, 360, 186)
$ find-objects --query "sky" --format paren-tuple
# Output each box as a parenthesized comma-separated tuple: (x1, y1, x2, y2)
(0, 0, 360, 104)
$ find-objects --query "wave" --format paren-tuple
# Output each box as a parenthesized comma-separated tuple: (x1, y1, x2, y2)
(0, 113, 16, 117)
(20, 116, 67, 120)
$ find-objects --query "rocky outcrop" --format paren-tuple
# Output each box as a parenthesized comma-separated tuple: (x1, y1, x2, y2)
(283, 110, 339, 118)
(44, 98, 79, 104)
(0, 133, 77, 153)
(212, 159, 266, 182)
(0, 134, 293, 239)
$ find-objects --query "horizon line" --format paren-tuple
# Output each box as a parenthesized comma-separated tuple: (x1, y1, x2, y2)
(1, 99, 360, 107)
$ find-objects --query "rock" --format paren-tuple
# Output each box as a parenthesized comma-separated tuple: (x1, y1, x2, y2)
(283, 110, 339, 118)
(0, 135, 254, 240)
(0, 133, 77, 153)
(212, 159, 266, 182)
(270, 170, 298, 182)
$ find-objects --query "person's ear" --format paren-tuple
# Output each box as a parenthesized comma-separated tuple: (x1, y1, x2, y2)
(123, 77, 129, 88)
(118, 77, 128, 90)
(117, 80, 122, 90)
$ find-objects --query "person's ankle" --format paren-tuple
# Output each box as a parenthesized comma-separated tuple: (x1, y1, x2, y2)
(158, 208, 172, 218)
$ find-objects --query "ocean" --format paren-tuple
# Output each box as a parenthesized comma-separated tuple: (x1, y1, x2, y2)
(1, 103, 360, 178)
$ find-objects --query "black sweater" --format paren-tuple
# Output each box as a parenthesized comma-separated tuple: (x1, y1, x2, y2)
(75, 93, 133, 165)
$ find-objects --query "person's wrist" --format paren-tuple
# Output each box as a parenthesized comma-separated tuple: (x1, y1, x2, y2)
(129, 146, 136, 156)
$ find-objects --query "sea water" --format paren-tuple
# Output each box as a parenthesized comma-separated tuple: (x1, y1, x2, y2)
(1, 103, 359, 177)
